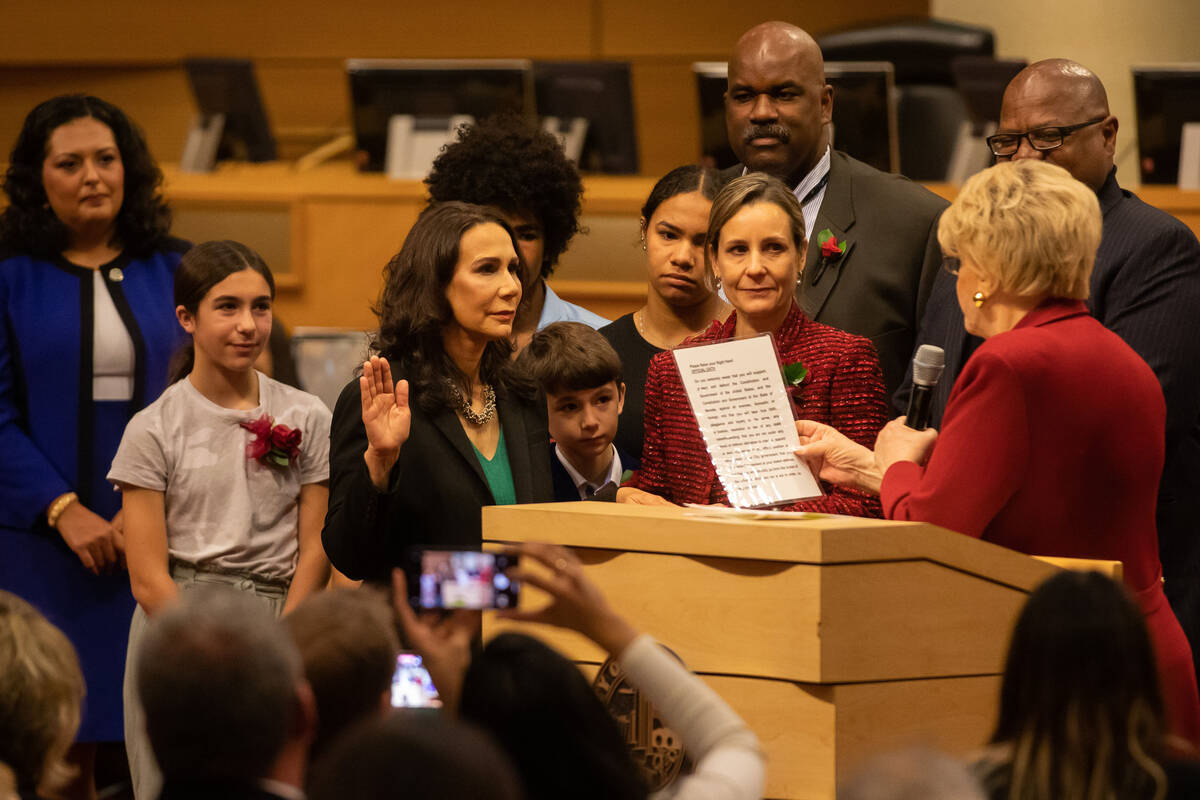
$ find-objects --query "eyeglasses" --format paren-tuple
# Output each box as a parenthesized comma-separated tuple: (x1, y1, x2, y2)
(986, 117, 1107, 157)
(942, 256, 960, 276)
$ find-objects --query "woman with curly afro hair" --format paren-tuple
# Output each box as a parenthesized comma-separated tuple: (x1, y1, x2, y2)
(426, 114, 608, 350)
(0, 94, 188, 797)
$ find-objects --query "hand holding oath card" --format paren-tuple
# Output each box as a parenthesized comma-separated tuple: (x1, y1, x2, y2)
(794, 419, 882, 495)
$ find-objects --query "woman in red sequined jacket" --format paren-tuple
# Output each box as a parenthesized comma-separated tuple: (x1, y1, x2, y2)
(619, 173, 887, 516)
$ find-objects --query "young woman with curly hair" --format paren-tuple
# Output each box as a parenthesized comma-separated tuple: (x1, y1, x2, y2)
(426, 114, 607, 350)
(322, 202, 553, 581)
(0, 94, 188, 798)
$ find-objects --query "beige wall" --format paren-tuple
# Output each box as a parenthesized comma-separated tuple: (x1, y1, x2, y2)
(930, 0, 1200, 187)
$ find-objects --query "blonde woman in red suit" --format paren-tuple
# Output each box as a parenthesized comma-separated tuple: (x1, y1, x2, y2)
(795, 159, 1200, 744)
(619, 173, 887, 515)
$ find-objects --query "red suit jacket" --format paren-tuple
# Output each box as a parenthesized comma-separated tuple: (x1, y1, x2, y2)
(630, 303, 887, 516)
(882, 299, 1200, 742)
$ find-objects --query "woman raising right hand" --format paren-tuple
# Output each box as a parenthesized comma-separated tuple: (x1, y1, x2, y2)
(322, 202, 554, 582)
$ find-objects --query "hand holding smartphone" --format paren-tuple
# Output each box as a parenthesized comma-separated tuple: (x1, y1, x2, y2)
(404, 548, 519, 610)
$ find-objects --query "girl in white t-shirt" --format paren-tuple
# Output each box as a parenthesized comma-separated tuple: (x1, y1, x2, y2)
(108, 240, 331, 799)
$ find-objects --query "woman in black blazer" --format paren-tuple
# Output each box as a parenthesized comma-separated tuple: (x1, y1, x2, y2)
(322, 202, 552, 581)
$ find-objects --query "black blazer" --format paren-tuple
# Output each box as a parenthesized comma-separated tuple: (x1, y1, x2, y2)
(722, 151, 948, 397)
(322, 375, 553, 581)
(895, 168, 1200, 624)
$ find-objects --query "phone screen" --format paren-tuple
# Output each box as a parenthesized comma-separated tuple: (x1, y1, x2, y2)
(390, 653, 441, 708)
(407, 549, 519, 610)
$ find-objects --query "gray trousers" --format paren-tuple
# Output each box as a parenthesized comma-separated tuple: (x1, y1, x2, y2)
(123, 563, 287, 800)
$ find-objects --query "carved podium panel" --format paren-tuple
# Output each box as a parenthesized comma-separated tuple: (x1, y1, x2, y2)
(482, 503, 1080, 799)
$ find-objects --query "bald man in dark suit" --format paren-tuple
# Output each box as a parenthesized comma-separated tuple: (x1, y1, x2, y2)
(720, 21, 948, 397)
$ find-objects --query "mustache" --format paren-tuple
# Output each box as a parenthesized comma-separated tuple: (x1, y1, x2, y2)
(745, 124, 790, 144)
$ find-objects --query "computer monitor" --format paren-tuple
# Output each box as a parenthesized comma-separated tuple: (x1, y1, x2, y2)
(532, 61, 639, 174)
(951, 56, 1026, 135)
(693, 61, 898, 173)
(346, 58, 535, 172)
(183, 58, 276, 164)
(1133, 66, 1200, 184)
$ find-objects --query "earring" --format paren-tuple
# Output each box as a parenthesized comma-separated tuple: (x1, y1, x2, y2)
(639, 232, 647, 252)
(973, 291, 986, 308)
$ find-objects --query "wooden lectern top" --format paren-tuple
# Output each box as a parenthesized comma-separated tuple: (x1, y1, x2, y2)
(483, 502, 1060, 593)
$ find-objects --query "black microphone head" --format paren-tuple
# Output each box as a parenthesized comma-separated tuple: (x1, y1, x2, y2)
(912, 345, 946, 387)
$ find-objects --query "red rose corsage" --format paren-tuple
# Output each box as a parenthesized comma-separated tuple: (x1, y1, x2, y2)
(240, 414, 302, 468)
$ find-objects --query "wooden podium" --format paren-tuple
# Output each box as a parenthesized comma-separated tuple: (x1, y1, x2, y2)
(481, 502, 1074, 800)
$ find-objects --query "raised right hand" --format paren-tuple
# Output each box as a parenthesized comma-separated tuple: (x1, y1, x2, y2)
(361, 357, 410, 484)
(55, 501, 125, 575)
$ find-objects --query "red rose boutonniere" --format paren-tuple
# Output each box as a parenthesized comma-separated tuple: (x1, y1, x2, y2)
(818, 230, 844, 259)
(240, 414, 302, 468)
(812, 228, 849, 286)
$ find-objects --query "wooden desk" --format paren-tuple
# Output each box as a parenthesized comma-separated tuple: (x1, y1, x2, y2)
(158, 165, 1200, 330)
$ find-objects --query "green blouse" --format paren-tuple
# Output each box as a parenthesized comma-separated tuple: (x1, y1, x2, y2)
(472, 426, 517, 505)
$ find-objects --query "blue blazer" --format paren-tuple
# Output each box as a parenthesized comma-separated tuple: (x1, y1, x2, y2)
(0, 241, 188, 741)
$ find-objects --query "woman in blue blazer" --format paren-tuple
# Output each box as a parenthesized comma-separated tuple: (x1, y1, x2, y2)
(0, 95, 187, 787)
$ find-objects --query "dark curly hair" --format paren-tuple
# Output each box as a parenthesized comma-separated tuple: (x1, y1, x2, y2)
(0, 94, 171, 259)
(372, 201, 531, 413)
(425, 113, 583, 280)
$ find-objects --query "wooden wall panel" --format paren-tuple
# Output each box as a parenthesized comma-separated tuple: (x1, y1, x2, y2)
(2, 1, 594, 63)
(0, 1, 929, 177)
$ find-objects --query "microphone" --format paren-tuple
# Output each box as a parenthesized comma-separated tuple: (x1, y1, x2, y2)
(905, 345, 945, 431)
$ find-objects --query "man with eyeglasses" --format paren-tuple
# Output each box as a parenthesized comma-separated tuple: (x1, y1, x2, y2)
(897, 58, 1200, 682)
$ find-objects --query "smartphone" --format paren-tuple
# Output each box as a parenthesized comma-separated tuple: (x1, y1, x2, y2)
(390, 652, 442, 708)
(405, 548, 519, 610)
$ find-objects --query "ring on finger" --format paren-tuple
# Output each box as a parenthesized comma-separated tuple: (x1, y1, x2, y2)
(554, 557, 569, 572)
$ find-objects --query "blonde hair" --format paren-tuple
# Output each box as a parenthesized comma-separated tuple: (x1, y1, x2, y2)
(938, 160, 1100, 301)
(0, 591, 84, 794)
(705, 172, 806, 291)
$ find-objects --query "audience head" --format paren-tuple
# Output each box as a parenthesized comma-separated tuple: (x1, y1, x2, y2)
(518, 322, 625, 466)
(460, 632, 648, 800)
(372, 200, 524, 411)
(980, 570, 1166, 799)
(640, 165, 726, 310)
(726, 22, 832, 187)
(0, 94, 170, 257)
(137, 587, 313, 785)
(426, 114, 583, 287)
(705, 172, 806, 325)
(283, 588, 400, 761)
(938, 160, 1100, 335)
(995, 59, 1116, 193)
(310, 713, 524, 800)
(840, 748, 986, 800)
(169, 240, 276, 383)
(0, 590, 84, 797)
